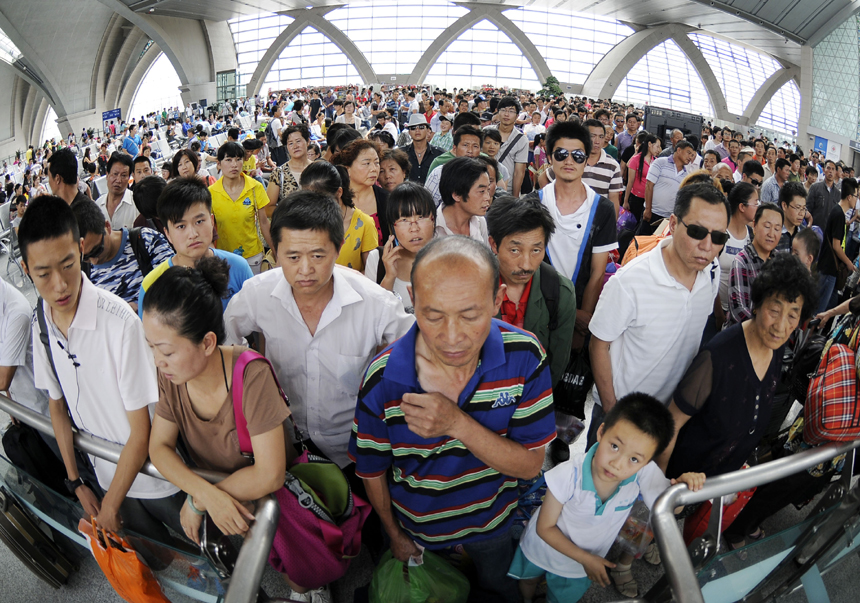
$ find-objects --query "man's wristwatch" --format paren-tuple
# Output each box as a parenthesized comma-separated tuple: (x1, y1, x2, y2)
(64, 477, 85, 495)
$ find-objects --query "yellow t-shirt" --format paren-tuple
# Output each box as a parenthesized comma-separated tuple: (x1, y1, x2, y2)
(243, 154, 257, 175)
(209, 174, 269, 258)
(337, 208, 379, 271)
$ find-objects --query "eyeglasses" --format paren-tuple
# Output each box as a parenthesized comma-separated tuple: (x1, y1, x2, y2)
(394, 216, 433, 229)
(743, 201, 762, 207)
(552, 148, 587, 163)
(678, 217, 729, 245)
(409, 125, 428, 131)
(83, 233, 105, 262)
(498, 108, 518, 115)
(750, 178, 762, 188)
(787, 203, 807, 212)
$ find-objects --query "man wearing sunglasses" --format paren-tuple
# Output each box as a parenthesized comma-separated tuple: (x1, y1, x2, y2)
(740, 159, 765, 189)
(403, 114, 442, 186)
(588, 182, 729, 453)
(527, 121, 617, 348)
(760, 157, 791, 205)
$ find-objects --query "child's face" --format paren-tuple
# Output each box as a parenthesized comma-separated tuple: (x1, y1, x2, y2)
(593, 419, 659, 486)
(165, 202, 215, 262)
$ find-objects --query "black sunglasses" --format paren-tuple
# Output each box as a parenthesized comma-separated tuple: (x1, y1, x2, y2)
(552, 148, 587, 163)
(409, 125, 428, 131)
(678, 217, 729, 245)
(750, 178, 762, 188)
(83, 232, 105, 262)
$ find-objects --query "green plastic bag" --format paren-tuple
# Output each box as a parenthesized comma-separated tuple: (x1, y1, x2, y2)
(369, 550, 470, 603)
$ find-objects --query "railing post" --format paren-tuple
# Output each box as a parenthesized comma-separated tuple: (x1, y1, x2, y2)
(224, 494, 280, 603)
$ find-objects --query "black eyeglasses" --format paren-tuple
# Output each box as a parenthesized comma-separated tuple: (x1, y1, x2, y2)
(678, 218, 729, 245)
(552, 148, 587, 163)
(83, 233, 105, 262)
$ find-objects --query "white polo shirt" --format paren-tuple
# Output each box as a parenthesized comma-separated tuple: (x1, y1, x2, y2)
(223, 265, 414, 467)
(32, 275, 179, 499)
(435, 203, 489, 247)
(519, 445, 669, 579)
(96, 189, 140, 231)
(589, 238, 720, 408)
(0, 280, 49, 416)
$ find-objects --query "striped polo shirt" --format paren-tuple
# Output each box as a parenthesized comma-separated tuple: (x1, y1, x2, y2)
(582, 149, 624, 198)
(348, 319, 556, 548)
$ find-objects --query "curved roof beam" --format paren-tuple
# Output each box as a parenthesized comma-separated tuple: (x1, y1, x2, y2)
(743, 67, 800, 126)
(582, 24, 691, 100)
(94, 0, 190, 86)
(245, 20, 311, 99)
(670, 33, 731, 121)
(409, 4, 551, 86)
(0, 8, 65, 114)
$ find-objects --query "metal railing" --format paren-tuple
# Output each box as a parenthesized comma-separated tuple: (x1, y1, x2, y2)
(652, 438, 860, 603)
(0, 393, 279, 603)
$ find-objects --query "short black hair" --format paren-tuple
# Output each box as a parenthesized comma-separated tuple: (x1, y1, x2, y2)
(439, 157, 488, 207)
(452, 111, 481, 131)
(386, 181, 436, 228)
(47, 148, 78, 185)
(779, 181, 807, 206)
(270, 190, 344, 253)
(674, 140, 694, 153)
(132, 155, 152, 170)
(674, 183, 731, 224)
(157, 177, 213, 226)
(583, 118, 604, 131)
(805, 165, 819, 177)
(282, 124, 310, 146)
(132, 175, 167, 220)
(751, 252, 817, 323)
(754, 203, 784, 225)
(742, 160, 764, 178)
(486, 195, 555, 247)
(217, 141, 244, 161)
(412, 235, 500, 298)
(18, 195, 81, 265)
(602, 392, 675, 459)
(496, 96, 521, 113)
(703, 150, 721, 164)
(227, 127, 240, 140)
(842, 177, 858, 200)
(452, 125, 484, 148)
(106, 152, 133, 176)
(774, 157, 791, 172)
(545, 121, 591, 156)
(482, 128, 502, 144)
(71, 198, 107, 239)
(794, 227, 820, 260)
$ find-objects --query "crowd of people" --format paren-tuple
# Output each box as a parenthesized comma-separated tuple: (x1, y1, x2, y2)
(1, 84, 859, 603)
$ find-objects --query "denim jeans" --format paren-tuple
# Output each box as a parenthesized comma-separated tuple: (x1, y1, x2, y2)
(462, 528, 519, 603)
(817, 273, 837, 315)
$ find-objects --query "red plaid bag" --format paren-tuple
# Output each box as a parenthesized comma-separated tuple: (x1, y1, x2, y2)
(803, 343, 859, 446)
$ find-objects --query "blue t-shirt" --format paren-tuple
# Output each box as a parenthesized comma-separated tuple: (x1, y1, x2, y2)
(122, 135, 140, 157)
(137, 248, 254, 318)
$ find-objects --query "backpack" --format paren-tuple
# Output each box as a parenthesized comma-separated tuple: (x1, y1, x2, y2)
(265, 121, 278, 149)
(127, 227, 154, 277)
(803, 321, 860, 446)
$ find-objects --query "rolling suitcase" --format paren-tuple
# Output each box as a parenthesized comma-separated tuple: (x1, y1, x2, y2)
(0, 485, 75, 588)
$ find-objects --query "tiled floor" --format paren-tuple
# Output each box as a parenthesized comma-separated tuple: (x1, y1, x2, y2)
(0, 255, 858, 603)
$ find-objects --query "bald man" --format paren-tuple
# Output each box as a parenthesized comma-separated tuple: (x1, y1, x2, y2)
(349, 235, 556, 603)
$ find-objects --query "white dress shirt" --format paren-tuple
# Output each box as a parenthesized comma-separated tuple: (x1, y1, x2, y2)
(223, 265, 414, 466)
(96, 189, 139, 231)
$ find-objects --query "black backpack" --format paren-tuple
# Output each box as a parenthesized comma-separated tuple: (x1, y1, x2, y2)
(265, 121, 278, 150)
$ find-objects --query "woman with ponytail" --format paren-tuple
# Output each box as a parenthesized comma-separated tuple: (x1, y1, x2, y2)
(144, 257, 332, 601)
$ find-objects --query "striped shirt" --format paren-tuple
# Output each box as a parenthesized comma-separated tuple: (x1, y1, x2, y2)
(725, 243, 765, 329)
(89, 227, 173, 305)
(582, 149, 623, 198)
(348, 319, 556, 548)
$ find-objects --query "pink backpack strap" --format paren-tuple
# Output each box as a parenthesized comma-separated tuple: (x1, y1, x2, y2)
(231, 348, 301, 458)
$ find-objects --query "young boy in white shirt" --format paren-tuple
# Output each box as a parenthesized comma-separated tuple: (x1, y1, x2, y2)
(509, 393, 704, 603)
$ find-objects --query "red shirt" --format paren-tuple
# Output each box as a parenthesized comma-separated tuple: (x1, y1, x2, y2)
(499, 277, 533, 329)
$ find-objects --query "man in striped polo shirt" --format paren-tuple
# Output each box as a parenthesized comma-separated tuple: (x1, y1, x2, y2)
(349, 236, 556, 603)
(582, 119, 624, 214)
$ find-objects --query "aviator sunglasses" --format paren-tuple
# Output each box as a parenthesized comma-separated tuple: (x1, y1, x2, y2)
(678, 217, 730, 245)
(552, 148, 587, 163)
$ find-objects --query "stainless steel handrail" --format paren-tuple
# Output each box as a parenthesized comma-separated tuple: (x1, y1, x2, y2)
(0, 393, 280, 603)
(0, 393, 224, 484)
(224, 494, 280, 603)
(652, 438, 860, 603)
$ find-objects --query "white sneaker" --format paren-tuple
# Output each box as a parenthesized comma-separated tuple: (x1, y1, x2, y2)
(289, 585, 331, 603)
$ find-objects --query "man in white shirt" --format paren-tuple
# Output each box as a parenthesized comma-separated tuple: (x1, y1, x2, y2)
(486, 97, 530, 197)
(269, 104, 284, 147)
(644, 140, 696, 224)
(0, 278, 49, 417)
(434, 157, 492, 246)
(96, 153, 139, 230)
(19, 196, 184, 543)
(224, 192, 413, 468)
(588, 183, 729, 448)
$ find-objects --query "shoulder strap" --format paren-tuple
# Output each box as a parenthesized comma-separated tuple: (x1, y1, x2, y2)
(128, 228, 154, 277)
(375, 246, 386, 285)
(570, 193, 603, 284)
(35, 300, 60, 386)
(539, 263, 560, 331)
(231, 349, 300, 457)
(498, 131, 524, 165)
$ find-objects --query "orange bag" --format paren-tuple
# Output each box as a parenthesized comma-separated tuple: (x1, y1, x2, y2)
(79, 518, 170, 603)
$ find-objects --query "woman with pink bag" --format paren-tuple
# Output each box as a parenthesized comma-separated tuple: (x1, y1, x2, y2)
(144, 255, 365, 603)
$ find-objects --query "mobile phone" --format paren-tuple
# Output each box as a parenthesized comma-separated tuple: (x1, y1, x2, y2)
(393, 237, 400, 247)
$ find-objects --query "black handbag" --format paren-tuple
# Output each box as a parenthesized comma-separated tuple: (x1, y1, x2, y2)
(553, 343, 593, 420)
